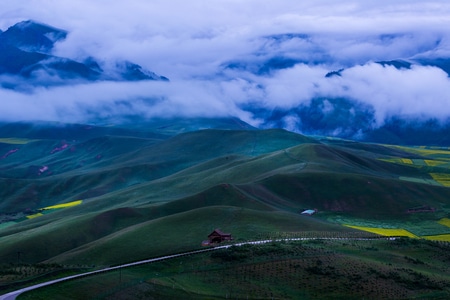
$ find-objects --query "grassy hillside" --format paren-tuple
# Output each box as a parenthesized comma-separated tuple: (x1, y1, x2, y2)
(0, 122, 450, 273)
(0, 128, 313, 212)
(19, 239, 450, 300)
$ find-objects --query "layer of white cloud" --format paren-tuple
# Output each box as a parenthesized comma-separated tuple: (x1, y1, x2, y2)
(1, 0, 450, 128)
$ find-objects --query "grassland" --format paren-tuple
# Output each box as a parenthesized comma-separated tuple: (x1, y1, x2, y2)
(379, 144, 450, 189)
(1, 123, 450, 298)
(18, 239, 450, 300)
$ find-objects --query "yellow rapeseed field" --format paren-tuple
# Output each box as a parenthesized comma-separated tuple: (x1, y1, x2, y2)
(344, 225, 419, 238)
(379, 158, 399, 163)
(26, 213, 43, 219)
(41, 200, 83, 210)
(401, 158, 413, 164)
(414, 149, 450, 156)
(429, 173, 450, 187)
(0, 138, 36, 144)
(388, 145, 450, 157)
(423, 234, 450, 242)
(380, 158, 409, 165)
(424, 160, 446, 167)
(438, 218, 450, 228)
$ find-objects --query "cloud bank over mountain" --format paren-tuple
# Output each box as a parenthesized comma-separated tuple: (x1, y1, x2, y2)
(1, 0, 450, 139)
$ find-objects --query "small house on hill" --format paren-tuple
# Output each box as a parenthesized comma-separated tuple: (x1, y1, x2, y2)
(207, 229, 233, 243)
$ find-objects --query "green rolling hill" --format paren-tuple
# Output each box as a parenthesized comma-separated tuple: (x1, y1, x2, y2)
(0, 120, 450, 270)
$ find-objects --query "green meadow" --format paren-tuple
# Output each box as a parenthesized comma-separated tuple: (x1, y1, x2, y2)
(1, 122, 450, 298)
(18, 239, 450, 300)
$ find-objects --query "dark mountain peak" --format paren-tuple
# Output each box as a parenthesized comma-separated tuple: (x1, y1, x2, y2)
(0, 20, 168, 87)
(115, 61, 169, 81)
(376, 59, 412, 70)
(325, 69, 343, 78)
(83, 57, 103, 73)
(1, 20, 67, 53)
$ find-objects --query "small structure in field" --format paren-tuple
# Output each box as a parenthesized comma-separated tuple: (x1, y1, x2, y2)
(301, 209, 317, 216)
(203, 229, 233, 245)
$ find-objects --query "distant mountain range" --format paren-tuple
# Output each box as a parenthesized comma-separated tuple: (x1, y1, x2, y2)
(1, 24, 450, 146)
(0, 20, 168, 88)
(222, 33, 450, 145)
(223, 33, 450, 76)
(243, 97, 450, 146)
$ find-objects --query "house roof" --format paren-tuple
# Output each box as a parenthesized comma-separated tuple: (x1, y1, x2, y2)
(208, 229, 231, 237)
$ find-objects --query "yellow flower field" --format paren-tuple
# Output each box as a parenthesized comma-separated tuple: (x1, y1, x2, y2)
(344, 225, 419, 238)
(0, 138, 36, 144)
(424, 160, 447, 167)
(380, 157, 422, 166)
(429, 173, 450, 187)
(414, 149, 450, 156)
(380, 158, 408, 165)
(423, 234, 450, 242)
(394, 146, 450, 156)
(26, 213, 43, 219)
(41, 200, 83, 210)
(438, 218, 450, 228)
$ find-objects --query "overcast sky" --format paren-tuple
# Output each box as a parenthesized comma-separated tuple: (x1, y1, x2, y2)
(1, 0, 450, 128)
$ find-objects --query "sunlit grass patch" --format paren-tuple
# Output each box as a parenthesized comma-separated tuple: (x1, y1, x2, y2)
(41, 200, 83, 210)
(401, 158, 413, 164)
(344, 225, 419, 238)
(0, 138, 36, 144)
(429, 173, 450, 187)
(422, 234, 450, 242)
(438, 218, 450, 228)
(425, 160, 447, 167)
(26, 213, 43, 219)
